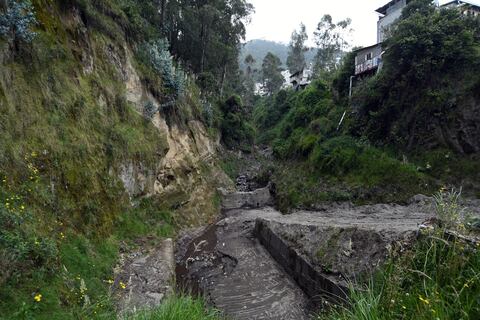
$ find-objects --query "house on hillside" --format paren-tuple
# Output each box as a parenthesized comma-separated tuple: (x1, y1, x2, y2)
(354, 0, 410, 77)
(281, 70, 292, 89)
(290, 67, 312, 91)
(354, 44, 383, 76)
(442, 0, 480, 16)
(376, 0, 412, 43)
(354, 0, 480, 77)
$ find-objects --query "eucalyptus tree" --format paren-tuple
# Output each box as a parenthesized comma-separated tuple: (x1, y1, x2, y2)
(313, 14, 352, 75)
(262, 52, 284, 95)
(286, 23, 308, 74)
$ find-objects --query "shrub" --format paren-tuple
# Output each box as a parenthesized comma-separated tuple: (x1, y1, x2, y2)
(139, 38, 186, 97)
(0, 194, 58, 286)
(219, 95, 255, 150)
(309, 136, 362, 175)
(433, 187, 465, 228)
(201, 100, 214, 127)
(143, 101, 158, 119)
(0, 0, 37, 43)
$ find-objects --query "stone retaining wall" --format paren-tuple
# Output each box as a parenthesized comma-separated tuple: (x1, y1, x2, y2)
(219, 186, 272, 210)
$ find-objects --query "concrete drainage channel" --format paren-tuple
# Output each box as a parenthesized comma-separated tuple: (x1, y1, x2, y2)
(174, 180, 444, 319)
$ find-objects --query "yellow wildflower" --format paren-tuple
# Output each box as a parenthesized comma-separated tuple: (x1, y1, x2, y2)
(119, 281, 127, 289)
(106, 279, 114, 284)
(34, 293, 42, 302)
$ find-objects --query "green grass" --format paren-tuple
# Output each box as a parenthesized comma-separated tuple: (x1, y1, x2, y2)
(129, 295, 223, 320)
(320, 236, 480, 320)
(0, 196, 177, 320)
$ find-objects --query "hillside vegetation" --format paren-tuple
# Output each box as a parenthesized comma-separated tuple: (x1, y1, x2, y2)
(0, 0, 251, 318)
(247, 1, 480, 318)
(252, 0, 480, 211)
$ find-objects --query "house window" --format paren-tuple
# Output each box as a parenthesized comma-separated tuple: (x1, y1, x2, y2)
(366, 53, 372, 61)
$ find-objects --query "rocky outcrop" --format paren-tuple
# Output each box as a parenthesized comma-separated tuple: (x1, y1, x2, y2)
(103, 40, 233, 222)
(420, 96, 480, 154)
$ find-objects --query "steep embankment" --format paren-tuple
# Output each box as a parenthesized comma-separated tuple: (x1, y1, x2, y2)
(0, 1, 230, 318)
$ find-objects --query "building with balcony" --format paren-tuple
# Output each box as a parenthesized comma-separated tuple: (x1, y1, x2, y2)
(354, 0, 480, 77)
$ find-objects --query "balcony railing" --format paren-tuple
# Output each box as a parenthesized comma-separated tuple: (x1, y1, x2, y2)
(355, 56, 382, 75)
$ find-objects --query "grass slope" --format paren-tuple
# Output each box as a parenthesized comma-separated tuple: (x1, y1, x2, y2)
(0, 1, 215, 319)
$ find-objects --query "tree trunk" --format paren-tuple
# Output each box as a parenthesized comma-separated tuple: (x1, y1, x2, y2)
(200, 21, 206, 73)
(220, 64, 227, 96)
(0, 0, 7, 11)
(160, 0, 167, 29)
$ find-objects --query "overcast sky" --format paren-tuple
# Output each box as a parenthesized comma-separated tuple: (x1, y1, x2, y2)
(245, 0, 455, 48)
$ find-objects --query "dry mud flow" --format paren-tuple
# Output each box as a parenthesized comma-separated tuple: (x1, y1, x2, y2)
(174, 187, 467, 319)
(116, 166, 480, 319)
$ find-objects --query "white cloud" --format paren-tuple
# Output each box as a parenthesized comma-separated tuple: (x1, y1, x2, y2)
(245, 0, 457, 48)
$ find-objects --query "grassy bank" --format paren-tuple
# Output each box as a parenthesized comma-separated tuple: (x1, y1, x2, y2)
(129, 295, 222, 320)
(0, 195, 178, 320)
(0, 1, 219, 318)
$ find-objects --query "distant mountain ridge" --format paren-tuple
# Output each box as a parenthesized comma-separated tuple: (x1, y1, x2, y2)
(240, 39, 316, 72)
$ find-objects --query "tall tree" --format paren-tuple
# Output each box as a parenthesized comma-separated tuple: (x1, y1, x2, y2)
(159, 0, 253, 96)
(262, 52, 284, 95)
(244, 53, 256, 77)
(286, 23, 308, 73)
(313, 15, 352, 75)
(242, 54, 256, 105)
